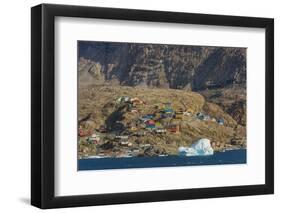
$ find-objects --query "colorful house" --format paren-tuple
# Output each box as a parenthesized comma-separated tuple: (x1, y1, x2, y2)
(130, 126, 138, 131)
(197, 112, 209, 121)
(217, 118, 224, 125)
(164, 102, 172, 107)
(155, 121, 163, 128)
(87, 133, 100, 144)
(145, 120, 156, 129)
(140, 114, 155, 122)
(130, 108, 138, 113)
(174, 112, 183, 120)
(116, 96, 131, 104)
(78, 128, 93, 137)
(99, 125, 107, 133)
(167, 124, 180, 134)
(161, 108, 174, 118)
(131, 97, 144, 105)
(155, 128, 166, 134)
(164, 108, 174, 114)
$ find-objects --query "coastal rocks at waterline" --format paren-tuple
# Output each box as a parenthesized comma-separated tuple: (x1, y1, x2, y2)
(178, 138, 214, 156)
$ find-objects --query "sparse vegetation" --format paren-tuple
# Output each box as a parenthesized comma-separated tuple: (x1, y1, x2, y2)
(78, 85, 246, 158)
(78, 41, 247, 159)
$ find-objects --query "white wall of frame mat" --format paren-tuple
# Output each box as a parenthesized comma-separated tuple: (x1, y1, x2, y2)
(0, 0, 279, 212)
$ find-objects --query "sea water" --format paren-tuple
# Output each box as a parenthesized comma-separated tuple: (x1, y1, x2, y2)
(78, 149, 246, 170)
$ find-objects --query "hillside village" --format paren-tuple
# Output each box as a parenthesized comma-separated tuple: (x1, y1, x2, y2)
(78, 85, 246, 159)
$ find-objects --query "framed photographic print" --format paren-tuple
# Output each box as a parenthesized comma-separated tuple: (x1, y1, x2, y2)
(31, 3, 274, 209)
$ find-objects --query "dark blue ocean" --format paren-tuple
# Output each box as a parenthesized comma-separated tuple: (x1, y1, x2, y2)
(78, 149, 246, 170)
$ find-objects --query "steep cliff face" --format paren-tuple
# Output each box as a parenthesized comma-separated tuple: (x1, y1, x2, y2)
(78, 41, 246, 90)
(124, 45, 215, 89)
(192, 48, 246, 90)
(78, 42, 129, 85)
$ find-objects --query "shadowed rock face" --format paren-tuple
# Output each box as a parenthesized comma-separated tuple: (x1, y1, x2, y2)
(78, 41, 246, 90)
(227, 100, 246, 126)
(192, 48, 246, 90)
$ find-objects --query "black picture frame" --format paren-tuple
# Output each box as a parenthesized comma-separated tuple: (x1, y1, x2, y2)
(31, 3, 274, 209)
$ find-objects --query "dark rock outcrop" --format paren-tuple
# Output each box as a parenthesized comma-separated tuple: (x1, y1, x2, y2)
(78, 41, 246, 90)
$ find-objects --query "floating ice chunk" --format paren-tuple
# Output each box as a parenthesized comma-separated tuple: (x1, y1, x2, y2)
(191, 138, 214, 155)
(178, 146, 198, 156)
(178, 138, 214, 156)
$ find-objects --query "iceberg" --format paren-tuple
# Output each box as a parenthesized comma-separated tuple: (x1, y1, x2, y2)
(178, 138, 214, 156)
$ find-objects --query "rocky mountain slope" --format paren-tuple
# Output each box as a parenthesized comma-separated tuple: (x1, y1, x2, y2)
(78, 85, 246, 158)
(78, 41, 246, 90)
(199, 86, 246, 126)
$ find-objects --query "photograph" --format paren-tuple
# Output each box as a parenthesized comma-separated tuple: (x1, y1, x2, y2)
(77, 41, 247, 170)
(29, 3, 274, 209)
